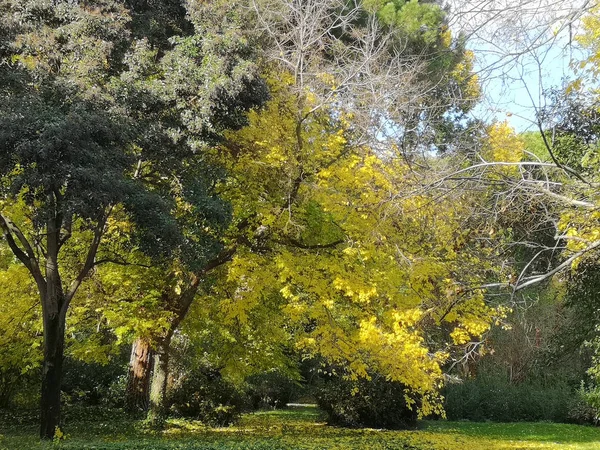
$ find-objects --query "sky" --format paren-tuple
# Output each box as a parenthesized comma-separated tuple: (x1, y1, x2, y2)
(446, 0, 592, 132)
(472, 35, 581, 132)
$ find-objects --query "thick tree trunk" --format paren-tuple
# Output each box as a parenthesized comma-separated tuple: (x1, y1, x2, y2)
(147, 333, 173, 427)
(125, 338, 153, 413)
(39, 306, 66, 439)
(145, 280, 200, 427)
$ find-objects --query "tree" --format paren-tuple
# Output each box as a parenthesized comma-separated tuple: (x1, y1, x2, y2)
(77, 0, 471, 423)
(424, 3, 600, 379)
(118, 0, 494, 422)
(445, 0, 593, 130)
(0, 0, 265, 438)
(252, 0, 479, 150)
(199, 61, 514, 416)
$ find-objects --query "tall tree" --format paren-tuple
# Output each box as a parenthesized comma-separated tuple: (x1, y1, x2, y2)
(0, 0, 265, 438)
(113, 0, 487, 423)
(208, 73, 505, 416)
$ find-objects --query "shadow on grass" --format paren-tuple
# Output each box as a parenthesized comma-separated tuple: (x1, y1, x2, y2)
(4, 406, 600, 450)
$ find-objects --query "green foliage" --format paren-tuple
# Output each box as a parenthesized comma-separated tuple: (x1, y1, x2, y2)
(387, 0, 445, 45)
(563, 263, 600, 368)
(1, 1, 138, 224)
(539, 89, 600, 176)
(315, 372, 419, 429)
(61, 356, 127, 407)
(567, 384, 600, 425)
(444, 372, 574, 423)
(520, 131, 551, 162)
(0, 0, 267, 271)
(444, 285, 591, 424)
(364, 0, 447, 52)
(246, 371, 302, 410)
(168, 366, 248, 427)
(365, 0, 479, 133)
(167, 338, 253, 427)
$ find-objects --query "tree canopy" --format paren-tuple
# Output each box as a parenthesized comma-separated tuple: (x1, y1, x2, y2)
(2, 0, 600, 440)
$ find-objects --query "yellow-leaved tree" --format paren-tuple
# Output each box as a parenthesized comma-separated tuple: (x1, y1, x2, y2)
(98, 0, 494, 424)
(207, 72, 503, 416)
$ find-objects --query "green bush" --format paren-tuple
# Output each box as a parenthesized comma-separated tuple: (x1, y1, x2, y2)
(246, 371, 301, 409)
(0, 368, 39, 409)
(315, 373, 419, 429)
(567, 383, 600, 425)
(168, 366, 249, 426)
(444, 372, 575, 422)
(61, 357, 127, 407)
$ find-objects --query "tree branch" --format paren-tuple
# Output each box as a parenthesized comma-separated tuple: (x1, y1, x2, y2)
(93, 258, 152, 268)
(480, 240, 600, 293)
(198, 246, 238, 276)
(514, 240, 600, 291)
(536, 121, 590, 185)
(0, 213, 45, 291)
(64, 209, 110, 312)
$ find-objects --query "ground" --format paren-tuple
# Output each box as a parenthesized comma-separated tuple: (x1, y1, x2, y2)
(1, 406, 600, 449)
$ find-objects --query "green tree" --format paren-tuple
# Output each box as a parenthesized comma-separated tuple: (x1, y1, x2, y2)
(0, 0, 265, 438)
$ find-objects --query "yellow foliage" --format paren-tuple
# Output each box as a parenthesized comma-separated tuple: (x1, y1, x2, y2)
(450, 50, 481, 103)
(210, 70, 504, 417)
(485, 122, 524, 164)
(576, 6, 600, 77)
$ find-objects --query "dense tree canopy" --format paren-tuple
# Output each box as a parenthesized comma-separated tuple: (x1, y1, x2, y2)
(2, 0, 600, 441)
(0, 0, 266, 437)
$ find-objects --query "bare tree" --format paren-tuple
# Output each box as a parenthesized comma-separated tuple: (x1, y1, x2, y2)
(447, 0, 595, 128)
(250, 0, 471, 152)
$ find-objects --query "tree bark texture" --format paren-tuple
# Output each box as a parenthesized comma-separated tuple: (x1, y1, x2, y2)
(125, 338, 154, 413)
(40, 212, 71, 439)
(39, 295, 66, 439)
(147, 333, 173, 428)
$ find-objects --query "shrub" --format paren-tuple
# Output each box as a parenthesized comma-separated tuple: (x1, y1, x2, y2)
(567, 383, 600, 425)
(61, 357, 127, 407)
(0, 368, 39, 409)
(105, 374, 129, 408)
(168, 366, 249, 426)
(315, 373, 419, 429)
(444, 372, 575, 422)
(246, 371, 301, 409)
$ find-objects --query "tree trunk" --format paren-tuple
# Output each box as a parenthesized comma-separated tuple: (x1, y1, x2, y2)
(125, 338, 153, 413)
(147, 333, 173, 428)
(145, 281, 200, 427)
(39, 307, 66, 439)
(40, 214, 67, 440)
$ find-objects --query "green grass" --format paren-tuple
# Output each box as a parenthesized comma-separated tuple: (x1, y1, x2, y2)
(2, 406, 600, 449)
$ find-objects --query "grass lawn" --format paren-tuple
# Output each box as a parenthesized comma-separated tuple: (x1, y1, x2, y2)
(1, 406, 600, 449)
